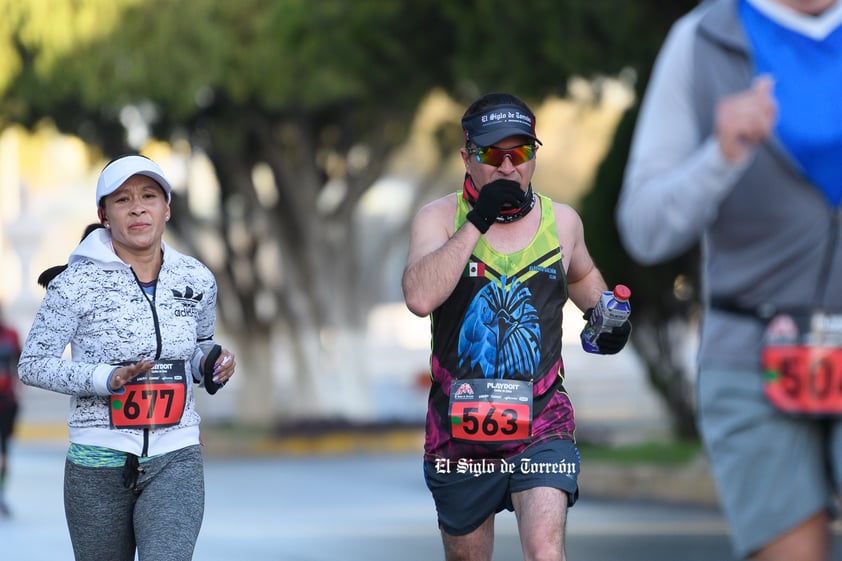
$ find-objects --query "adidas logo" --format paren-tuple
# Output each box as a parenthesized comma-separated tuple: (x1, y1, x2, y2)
(172, 286, 203, 305)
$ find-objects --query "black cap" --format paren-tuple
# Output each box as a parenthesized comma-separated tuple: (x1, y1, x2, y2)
(462, 104, 542, 147)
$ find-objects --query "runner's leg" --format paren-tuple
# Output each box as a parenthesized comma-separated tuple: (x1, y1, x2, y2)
(0, 432, 7, 515)
(0, 400, 14, 502)
(441, 513, 495, 561)
(748, 511, 829, 561)
(425, 459, 509, 561)
(512, 486, 568, 561)
(0, 398, 18, 515)
(64, 459, 136, 561)
(134, 445, 204, 561)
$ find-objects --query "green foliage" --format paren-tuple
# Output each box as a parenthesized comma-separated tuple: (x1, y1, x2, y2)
(576, 0, 701, 438)
(439, 0, 700, 102)
(0, 0, 702, 132)
(580, 105, 700, 320)
(579, 439, 702, 466)
(580, 104, 700, 439)
(0, 0, 705, 425)
(1, 0, 452, 130)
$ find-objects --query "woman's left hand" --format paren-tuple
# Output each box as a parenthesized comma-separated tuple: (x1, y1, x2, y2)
(211, 349, 236, 385)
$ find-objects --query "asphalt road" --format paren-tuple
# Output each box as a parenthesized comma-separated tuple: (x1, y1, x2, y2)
(0, 439, 756, 561)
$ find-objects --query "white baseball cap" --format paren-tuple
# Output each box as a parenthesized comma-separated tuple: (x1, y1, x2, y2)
(96, 154, 172, 208)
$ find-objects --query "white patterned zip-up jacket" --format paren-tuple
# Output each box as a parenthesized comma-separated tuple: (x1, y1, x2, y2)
(19, 228, 219, 457)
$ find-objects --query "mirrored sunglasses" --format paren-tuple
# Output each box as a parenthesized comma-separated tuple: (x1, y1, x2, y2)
(469, 144, 536, 167)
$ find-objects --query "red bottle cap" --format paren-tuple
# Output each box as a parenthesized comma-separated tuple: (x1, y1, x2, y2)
(613, 285, 631, 301)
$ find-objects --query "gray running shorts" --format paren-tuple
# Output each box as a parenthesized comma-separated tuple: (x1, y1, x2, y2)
(424, 438, 580, 536)
(697, 365, 842, 558)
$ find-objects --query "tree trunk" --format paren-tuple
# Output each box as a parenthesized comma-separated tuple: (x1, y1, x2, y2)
(631, 316, 698, 439)
(228, 329, 274, 426)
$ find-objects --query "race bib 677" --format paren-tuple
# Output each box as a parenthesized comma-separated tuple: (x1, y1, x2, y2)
(110, 360, 187, 429)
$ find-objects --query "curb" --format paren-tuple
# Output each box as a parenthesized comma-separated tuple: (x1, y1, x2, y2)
(581, 457, 719, 507)
(13, 422, 426, 457)
(201, 427, 425, 457)
(14, 422, 68, 442)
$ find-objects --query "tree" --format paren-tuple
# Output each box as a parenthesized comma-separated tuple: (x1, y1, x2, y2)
(580, 106, 700, 438)
(0, 0, 702, 431)
(577, 1, 702, 438)
(2, 0, 457, 424)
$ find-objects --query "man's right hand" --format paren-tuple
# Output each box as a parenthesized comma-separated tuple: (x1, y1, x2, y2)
(466, 179, 525, 233)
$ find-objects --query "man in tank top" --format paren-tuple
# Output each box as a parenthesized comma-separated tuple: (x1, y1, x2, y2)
(402, 92, 631, 561)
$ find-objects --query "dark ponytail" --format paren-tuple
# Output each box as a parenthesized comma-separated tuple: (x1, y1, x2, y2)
(37, 223, 106, 288)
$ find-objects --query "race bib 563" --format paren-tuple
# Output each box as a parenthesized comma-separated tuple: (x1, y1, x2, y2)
(448, 378, 533, 442)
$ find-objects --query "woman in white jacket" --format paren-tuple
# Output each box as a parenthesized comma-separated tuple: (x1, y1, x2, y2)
(19, 154, 236, 561)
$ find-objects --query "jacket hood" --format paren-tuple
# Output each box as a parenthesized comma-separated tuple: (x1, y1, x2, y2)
(68, 227, 169, 270)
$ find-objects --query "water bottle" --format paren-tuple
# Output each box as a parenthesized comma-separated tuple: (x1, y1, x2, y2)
(580, 284, 631, 354)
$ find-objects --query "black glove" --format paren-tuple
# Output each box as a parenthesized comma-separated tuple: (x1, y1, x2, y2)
(202, 344, 225, 395)
(583, 308, 632, 355)
(466, 179, 525, 233)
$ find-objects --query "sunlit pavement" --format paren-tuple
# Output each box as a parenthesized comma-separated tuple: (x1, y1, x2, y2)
(5, 384, 842, 561)
(0, 438, 752, 561)
(4, 381, 839, 561)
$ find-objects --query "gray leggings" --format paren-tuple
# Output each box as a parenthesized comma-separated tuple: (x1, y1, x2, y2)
(64, 445, 205, 561)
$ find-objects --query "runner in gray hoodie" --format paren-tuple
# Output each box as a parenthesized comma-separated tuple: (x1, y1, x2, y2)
(617, 1, 842, 559)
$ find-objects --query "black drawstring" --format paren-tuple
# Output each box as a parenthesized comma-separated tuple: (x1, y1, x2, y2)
(123, 453, 142, 489)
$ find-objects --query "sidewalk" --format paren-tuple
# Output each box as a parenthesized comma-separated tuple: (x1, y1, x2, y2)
(13, 419, 719, 511)
(12, 384, 719, 508)
(0, 438, 740, 561)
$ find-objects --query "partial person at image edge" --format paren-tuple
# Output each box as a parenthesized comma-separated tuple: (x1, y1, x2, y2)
(617, 1, 842, 560)
(0, 304, 21, 518)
